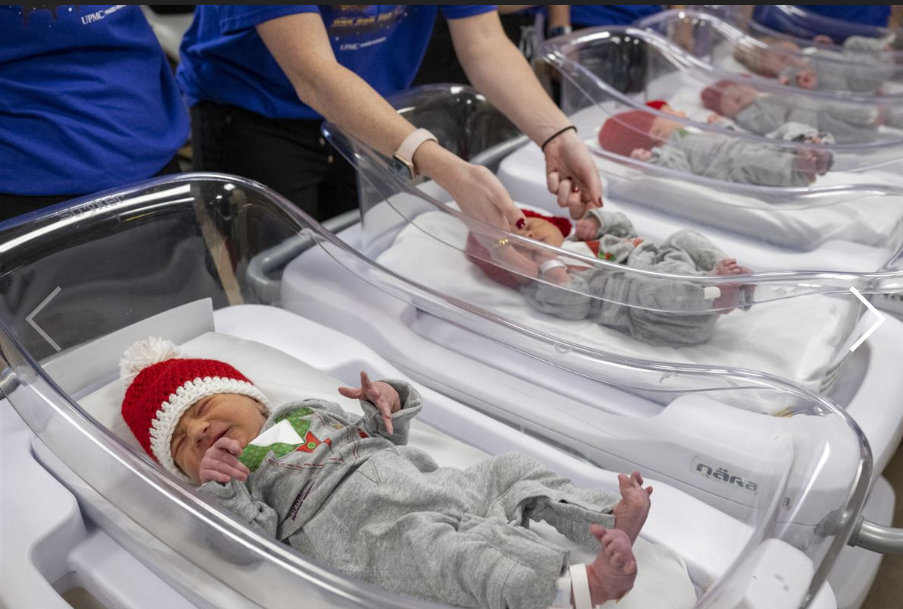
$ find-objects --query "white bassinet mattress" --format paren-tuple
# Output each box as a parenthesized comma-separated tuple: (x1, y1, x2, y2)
(77, 331, 697, 609)
(375, 209, 856, 394)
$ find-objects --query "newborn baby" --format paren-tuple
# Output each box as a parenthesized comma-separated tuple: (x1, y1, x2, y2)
(467, 209, 752, 347)
(120, 338, 654, 609)
(701, 80, 903, 145)
(734, 35, 895, 94)
(598, 109, 830, 187)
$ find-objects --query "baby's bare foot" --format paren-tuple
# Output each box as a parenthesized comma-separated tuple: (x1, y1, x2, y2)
(794, 149, 818, 183)
(714, 258, 743, 276)
(612, 472, 653, 545)
(712, 258, 747, 313)
(814, 148, 833, 175)
(587, 527, 637, 605)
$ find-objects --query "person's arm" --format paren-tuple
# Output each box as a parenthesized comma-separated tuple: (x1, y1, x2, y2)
(498, 5, 536, 15)
(548, 5, 570, 29)
(256, 14, 433, 165)
(256, 13, 537, 278)
(449, 11, 604, 218)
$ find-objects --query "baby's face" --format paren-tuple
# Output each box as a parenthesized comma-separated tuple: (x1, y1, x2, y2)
(649, 116, 684, 142)
(170, 393, 267, 483)
(518, 217, 566, 247)
(719, 84, 759, 118)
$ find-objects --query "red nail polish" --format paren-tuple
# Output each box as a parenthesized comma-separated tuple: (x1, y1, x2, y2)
(516, 218, 525, 229)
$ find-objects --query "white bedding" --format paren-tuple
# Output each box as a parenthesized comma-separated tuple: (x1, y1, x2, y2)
(78, 331, 697, 609)
(376, 208, 856, 394)
(499, 115, 903, 256)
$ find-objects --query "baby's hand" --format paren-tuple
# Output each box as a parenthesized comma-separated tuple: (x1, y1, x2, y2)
(796, 69, 816, 90)
(630, 148, 653, 161)
(199, 437, 250, 484)
(339, 371, 401, 435)
(576, 215, 601, 241)
(542, 267, 571, 285)
(707, 113, 723, 124)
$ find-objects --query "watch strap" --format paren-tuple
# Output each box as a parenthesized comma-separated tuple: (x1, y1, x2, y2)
(394, 128, 438, 178)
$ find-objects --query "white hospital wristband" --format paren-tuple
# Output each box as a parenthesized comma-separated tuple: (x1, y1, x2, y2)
(703, 286, 721, 301)
(540, 259, 567, 276)
(570, 564, 593, 609)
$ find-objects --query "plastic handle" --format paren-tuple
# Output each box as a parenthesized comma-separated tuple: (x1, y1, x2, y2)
(849, 517, 903, 555)
(246, 209, 361, 305)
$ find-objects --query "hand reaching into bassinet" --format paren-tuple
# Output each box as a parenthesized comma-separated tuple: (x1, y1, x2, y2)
(339, 371, 401, 435)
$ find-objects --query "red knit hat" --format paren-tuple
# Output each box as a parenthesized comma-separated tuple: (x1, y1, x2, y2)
(645, 100, 668, 110)
(597, 110, 658, 157)
(119, 337, 269, 481)
(465, 209, 572, 288)
(700, 79, 741, 114)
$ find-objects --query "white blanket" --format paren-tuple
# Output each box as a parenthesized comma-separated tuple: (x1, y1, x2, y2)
(79, 331, 697, 609)
(376, 208, 856, 394)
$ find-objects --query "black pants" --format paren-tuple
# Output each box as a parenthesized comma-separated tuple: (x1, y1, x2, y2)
(412, 12, 537, 87)
(191, 102, 359, 222)
(0, 155, 181, 224)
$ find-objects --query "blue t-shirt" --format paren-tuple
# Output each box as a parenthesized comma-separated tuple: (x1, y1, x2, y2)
(177, 5, 496, 121)
(570, 5, 663, 28)
(798, 5, 890, 27)
(754, 5, 891, 43)
(0, 5, 190, 196)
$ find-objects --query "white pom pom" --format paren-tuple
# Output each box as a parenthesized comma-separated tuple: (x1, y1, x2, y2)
(120, 337, 181, 388)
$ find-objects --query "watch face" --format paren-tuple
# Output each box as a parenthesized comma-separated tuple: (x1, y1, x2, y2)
(393, 154, 415, 180)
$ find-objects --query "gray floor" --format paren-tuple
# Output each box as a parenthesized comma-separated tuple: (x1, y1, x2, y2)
(863, 442, 903, 609)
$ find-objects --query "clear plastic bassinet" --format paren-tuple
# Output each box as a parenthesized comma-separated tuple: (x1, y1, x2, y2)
(536, 24, 903, 172)
(0, 174, 878, 609)
(322, 83, 903, 361)
(636, 9, 903, 102)
(315, 85, 903, 493)
(0, 174, 884, 609)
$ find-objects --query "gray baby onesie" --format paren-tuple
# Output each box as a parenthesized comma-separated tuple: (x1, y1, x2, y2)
(785, 36, 895, 94)
(521, 210, 730, 346)
(734, 94, 880, 145)
(648, 129, 810, 187)
(201, 381, 619, 609)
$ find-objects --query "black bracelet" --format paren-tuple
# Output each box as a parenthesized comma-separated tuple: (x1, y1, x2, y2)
(541, 125, 577, 152)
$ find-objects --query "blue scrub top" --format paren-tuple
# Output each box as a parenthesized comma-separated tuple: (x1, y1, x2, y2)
(798, 5, 890, 27)
(570, 5, 663, 28)
(754, 5, 891, 43)
(0, 5, 190, 196)
(177, 5, 496, 121)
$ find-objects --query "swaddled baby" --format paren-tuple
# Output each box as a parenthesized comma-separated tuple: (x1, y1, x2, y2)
(700, 80, 903, 145)
(597, 109, 831, 187)
(466, 209, 753, 347)
(119, 338, 654, 609)
(734, 35, 895, 94)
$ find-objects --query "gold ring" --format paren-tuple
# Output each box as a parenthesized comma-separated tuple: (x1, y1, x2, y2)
(493, 238, 510, 248)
